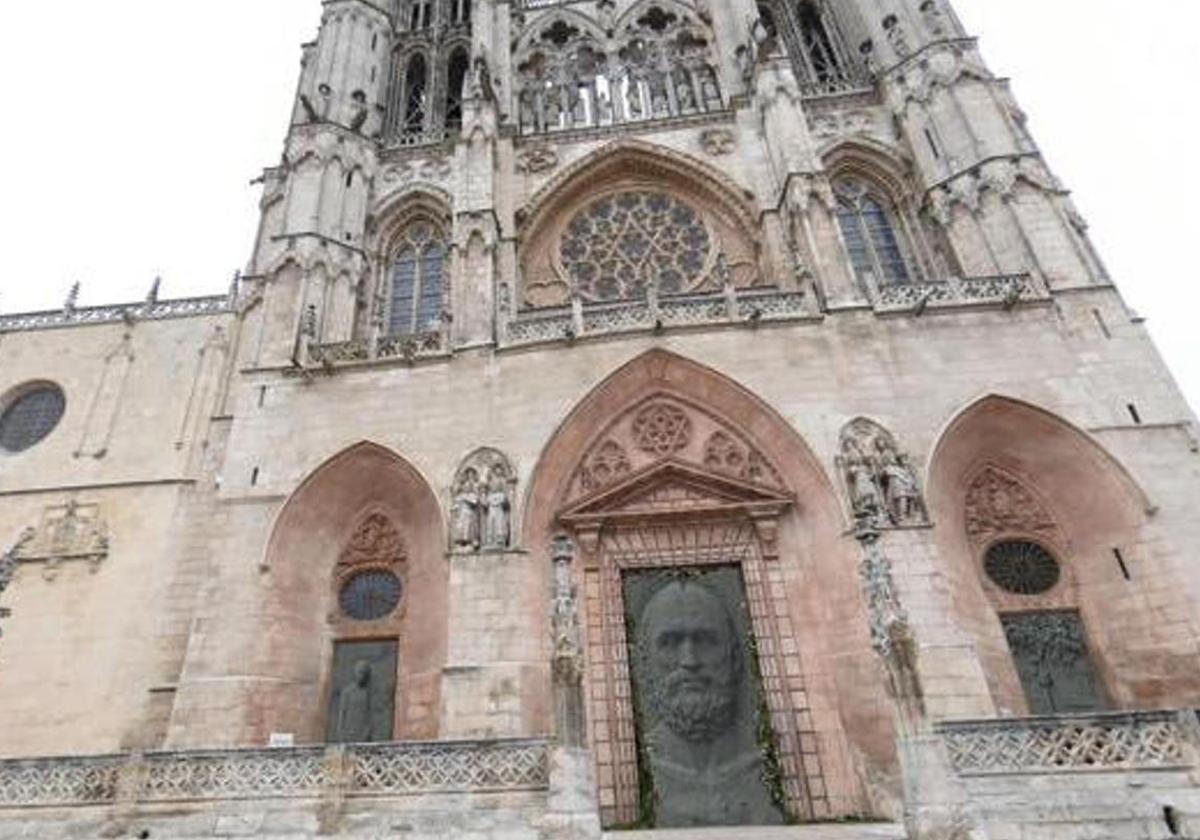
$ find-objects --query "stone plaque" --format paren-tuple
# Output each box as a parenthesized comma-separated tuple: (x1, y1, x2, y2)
(624, 567, 786, 827)
(326, 639, 398, 743)
(1001, 611, 1106, 715)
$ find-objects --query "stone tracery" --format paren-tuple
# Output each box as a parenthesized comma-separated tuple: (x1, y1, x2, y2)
(514, 3, 723, 136)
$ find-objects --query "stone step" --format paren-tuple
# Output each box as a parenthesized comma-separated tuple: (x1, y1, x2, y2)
(604, 823, 907, 840)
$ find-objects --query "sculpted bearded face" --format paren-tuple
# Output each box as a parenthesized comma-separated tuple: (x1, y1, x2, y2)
(640, 581, 741, 742)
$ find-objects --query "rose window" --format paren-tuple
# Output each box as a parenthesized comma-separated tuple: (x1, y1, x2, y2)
(559, 191, 714, 302)
(984, 540, 1061, 596)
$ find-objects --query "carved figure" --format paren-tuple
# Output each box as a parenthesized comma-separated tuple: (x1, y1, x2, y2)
(482, 466, 512, 550)
(637, 580, 784, 826)
(451, 450, 518, 553)
(450, 468, 482, 550)
(839, 419, 927, 529)
(331, 660, 375, 743)
(846, 455, 883, 525)
(878, 446, 922, 525)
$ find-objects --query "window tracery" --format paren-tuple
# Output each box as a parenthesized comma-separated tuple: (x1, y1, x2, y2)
(559, 190, 715, 302)
(383, 1, 472, 143)
(515, 4, 722, 136)
(385, 219, 447, 337)
(833, 176, 920, 286)
(756, 0, 863, 95)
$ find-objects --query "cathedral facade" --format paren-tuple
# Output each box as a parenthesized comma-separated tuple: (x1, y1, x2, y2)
(1, 0, 1199, 837)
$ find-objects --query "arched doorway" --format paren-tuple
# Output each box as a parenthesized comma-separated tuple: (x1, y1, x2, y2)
(524, 350, 882, 827)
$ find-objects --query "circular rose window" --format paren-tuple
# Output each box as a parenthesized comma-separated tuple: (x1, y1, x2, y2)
(0, 384, 66, 453)
(339, 569, 404, 621)
(559, 190, 714, 302)
(984, 540, 1061, 596)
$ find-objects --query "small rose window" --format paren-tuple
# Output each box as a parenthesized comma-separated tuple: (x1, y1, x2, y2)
(339, 569, 404, 621)
(558, 190, 714, 302)
(984, 540, 1061, 596)
(0, 384, 66, 453)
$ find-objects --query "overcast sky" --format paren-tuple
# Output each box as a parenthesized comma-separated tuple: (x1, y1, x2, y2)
(0, 1, 1196, 412)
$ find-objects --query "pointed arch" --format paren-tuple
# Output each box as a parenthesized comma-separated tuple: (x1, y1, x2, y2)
(524, 349, 886, 822)
(250, 441, 447, 744)
(517, 140, 764, 308)
(513, 6, 608, 55)
(923, 394, 1195, 715)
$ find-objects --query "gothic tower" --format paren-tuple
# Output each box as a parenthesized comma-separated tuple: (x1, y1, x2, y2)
(0, 1, 1198, 838)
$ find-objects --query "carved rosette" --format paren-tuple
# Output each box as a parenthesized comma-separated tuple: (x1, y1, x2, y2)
(568, 397, 787, 501)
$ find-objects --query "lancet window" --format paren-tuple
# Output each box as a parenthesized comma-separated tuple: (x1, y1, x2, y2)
(833, 176, 919, 286)
(384, 0, 472, 143)
(515, 5, 723, 136)
(758, 0, 862, 95)
(385, 220, 447, 336)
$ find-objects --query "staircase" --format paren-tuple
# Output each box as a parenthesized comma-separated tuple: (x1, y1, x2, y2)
(604, 823, 907, 839)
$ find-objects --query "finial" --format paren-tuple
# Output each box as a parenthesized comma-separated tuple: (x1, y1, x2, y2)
(228, 270, 241, 305)
(146, 276, 161, 305)
(63, 282, 80, 316)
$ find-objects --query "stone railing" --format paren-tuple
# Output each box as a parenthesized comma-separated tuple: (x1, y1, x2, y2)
(0, 739, 550, 808)
(0, 295, 233, 333)
(505, 289, 813, 349)
(936, 711, 1197, 776)
(799, 76, 876, 100)
(871, 272, 1045, 314)
(307, 330, 447, 369)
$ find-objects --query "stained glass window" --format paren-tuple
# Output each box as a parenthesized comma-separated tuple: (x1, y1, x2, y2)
(387, 221, 446, 336)
(985, 540, 1061, 596)
(834, 177, 914, 286)
(339, 569, 404, 621)
(559, 191, 714, 302)
(0, 385, 65, 453)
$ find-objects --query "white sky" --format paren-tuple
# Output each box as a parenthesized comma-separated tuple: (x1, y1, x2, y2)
(0, 1, 1196, 413)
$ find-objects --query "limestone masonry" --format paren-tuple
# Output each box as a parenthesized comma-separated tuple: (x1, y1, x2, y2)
(1, 0, 1198, 838)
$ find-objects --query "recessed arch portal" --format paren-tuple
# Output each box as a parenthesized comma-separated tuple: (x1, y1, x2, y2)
(255, 441, 448, 745)
(524, 349, 886, 826)
(925, 394, 1198, 715)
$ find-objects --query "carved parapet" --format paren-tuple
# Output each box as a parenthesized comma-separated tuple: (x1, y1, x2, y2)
(935, 711, 1195, 776)
(0, 295, 231, 333)
(306, 330, 449, 370)
(0, 739, 552, 809)
(503, 289, 814, 349)
(869, 272, 1046, 315)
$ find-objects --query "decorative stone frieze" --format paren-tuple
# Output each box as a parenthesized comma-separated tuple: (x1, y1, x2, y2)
(6, 501, 109, 579)
(0, 739, 551, 808)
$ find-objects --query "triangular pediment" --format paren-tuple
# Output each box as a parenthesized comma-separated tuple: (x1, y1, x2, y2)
(558, 459, 792, 525)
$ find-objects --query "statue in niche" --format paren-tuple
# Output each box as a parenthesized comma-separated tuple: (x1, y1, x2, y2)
(630, 575, 784, 827)
(482, 465, 512, 550)
(878, 445, 921, 525)
(838, 419, 927, 529)
(845, 450, 884, 526)
(450, 468, 482, 551)
(451, 450, 517, 553)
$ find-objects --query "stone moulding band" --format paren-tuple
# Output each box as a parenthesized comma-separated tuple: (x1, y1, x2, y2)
(935, 710, 1196, 776)
(0, 738, 551, 809)
(0, 296, 232, 333)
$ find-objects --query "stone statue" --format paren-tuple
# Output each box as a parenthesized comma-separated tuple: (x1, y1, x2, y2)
(846, 454, 883, 526)
(482, 466, 512, 550)
(331, 660, 375, 743)
(450, 468, 482, 551)
(637, 580, 784, 827)
(878, 446, 922, 525)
